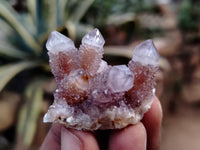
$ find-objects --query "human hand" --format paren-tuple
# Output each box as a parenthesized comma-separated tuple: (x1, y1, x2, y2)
(40, 97, 162, 150)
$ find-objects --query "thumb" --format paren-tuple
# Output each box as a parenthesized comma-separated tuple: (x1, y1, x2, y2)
(61, 127, 99, 150)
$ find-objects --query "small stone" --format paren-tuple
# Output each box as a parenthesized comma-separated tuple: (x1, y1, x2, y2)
(132, 39, 159, 66)
(107, 65, 134, 93)
(46, 31, 76, 54)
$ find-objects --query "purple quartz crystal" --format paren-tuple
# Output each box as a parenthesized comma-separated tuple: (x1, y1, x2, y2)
(43, 29, 160, 130)
(107, 65, 134, 93)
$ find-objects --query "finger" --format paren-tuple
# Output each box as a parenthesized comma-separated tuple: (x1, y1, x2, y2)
(142, 96, 163, 150)
(109, 122, 147, 150)
(61, 127, 99, 150)
(40, 123, 62, 150)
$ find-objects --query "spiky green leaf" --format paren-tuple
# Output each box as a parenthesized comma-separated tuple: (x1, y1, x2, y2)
(0, 1, 41, 53)
(17, 80, 44, 146)
(0, 42, 29, 59)
(69, 0, 94, 22)
(26, 0, 37, 22)
(57, 0, 68, 25)
(66, 21, 93, 41)
(0, 18, 14, 34)
(0, 61, 38, 91)
(35, 0, 59, 36)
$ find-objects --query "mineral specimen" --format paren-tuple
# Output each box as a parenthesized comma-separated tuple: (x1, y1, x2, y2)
(43, 28, 159, 130)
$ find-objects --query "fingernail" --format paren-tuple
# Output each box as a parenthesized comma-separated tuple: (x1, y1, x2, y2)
(61, 127, 82, 150)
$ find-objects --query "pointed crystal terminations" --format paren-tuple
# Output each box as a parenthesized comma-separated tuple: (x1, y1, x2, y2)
(80, 28, 106, 76)
(44, 29, 160, 130)
(46, 31, 79, 82)
(46, 31, 76, 53)
(132, 40, 159, 66)
(82, 28, 105, 50)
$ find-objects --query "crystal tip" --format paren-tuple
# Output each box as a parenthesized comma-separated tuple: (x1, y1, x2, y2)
(46, 31, 75, 53)
(82, 28, 105, 49)
(132, 39, 160, 66)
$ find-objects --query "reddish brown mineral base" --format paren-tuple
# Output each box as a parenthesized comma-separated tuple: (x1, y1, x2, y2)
(43, 29, 159, 130)
(79, 45, 103, 77)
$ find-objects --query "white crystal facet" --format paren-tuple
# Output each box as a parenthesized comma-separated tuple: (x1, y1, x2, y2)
(67, 69, 89, 91)
(46, 31, 76, 54)
(43, 113, 53, 122)
(107, 65, 134, 93)
(82, 28, 105, 49)
(43, 109, 57, 122)
(97, 60, 108, 74)
(132, 40, 159, 66)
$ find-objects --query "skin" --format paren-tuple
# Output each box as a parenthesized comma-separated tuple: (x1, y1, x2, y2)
(40, 97, 162, 150)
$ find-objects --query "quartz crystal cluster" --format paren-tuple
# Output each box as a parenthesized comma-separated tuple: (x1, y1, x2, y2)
(43, 28, 159, 130)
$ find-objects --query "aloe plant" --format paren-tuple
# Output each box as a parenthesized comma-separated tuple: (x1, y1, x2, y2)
(0, 0, 94, 88)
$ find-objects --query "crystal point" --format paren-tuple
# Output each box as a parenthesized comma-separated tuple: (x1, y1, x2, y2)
(107, 65, 134, 93)
(132, 40, 159, 66)
(46, 31, 76, 54)
(82, 28, 105, 49)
